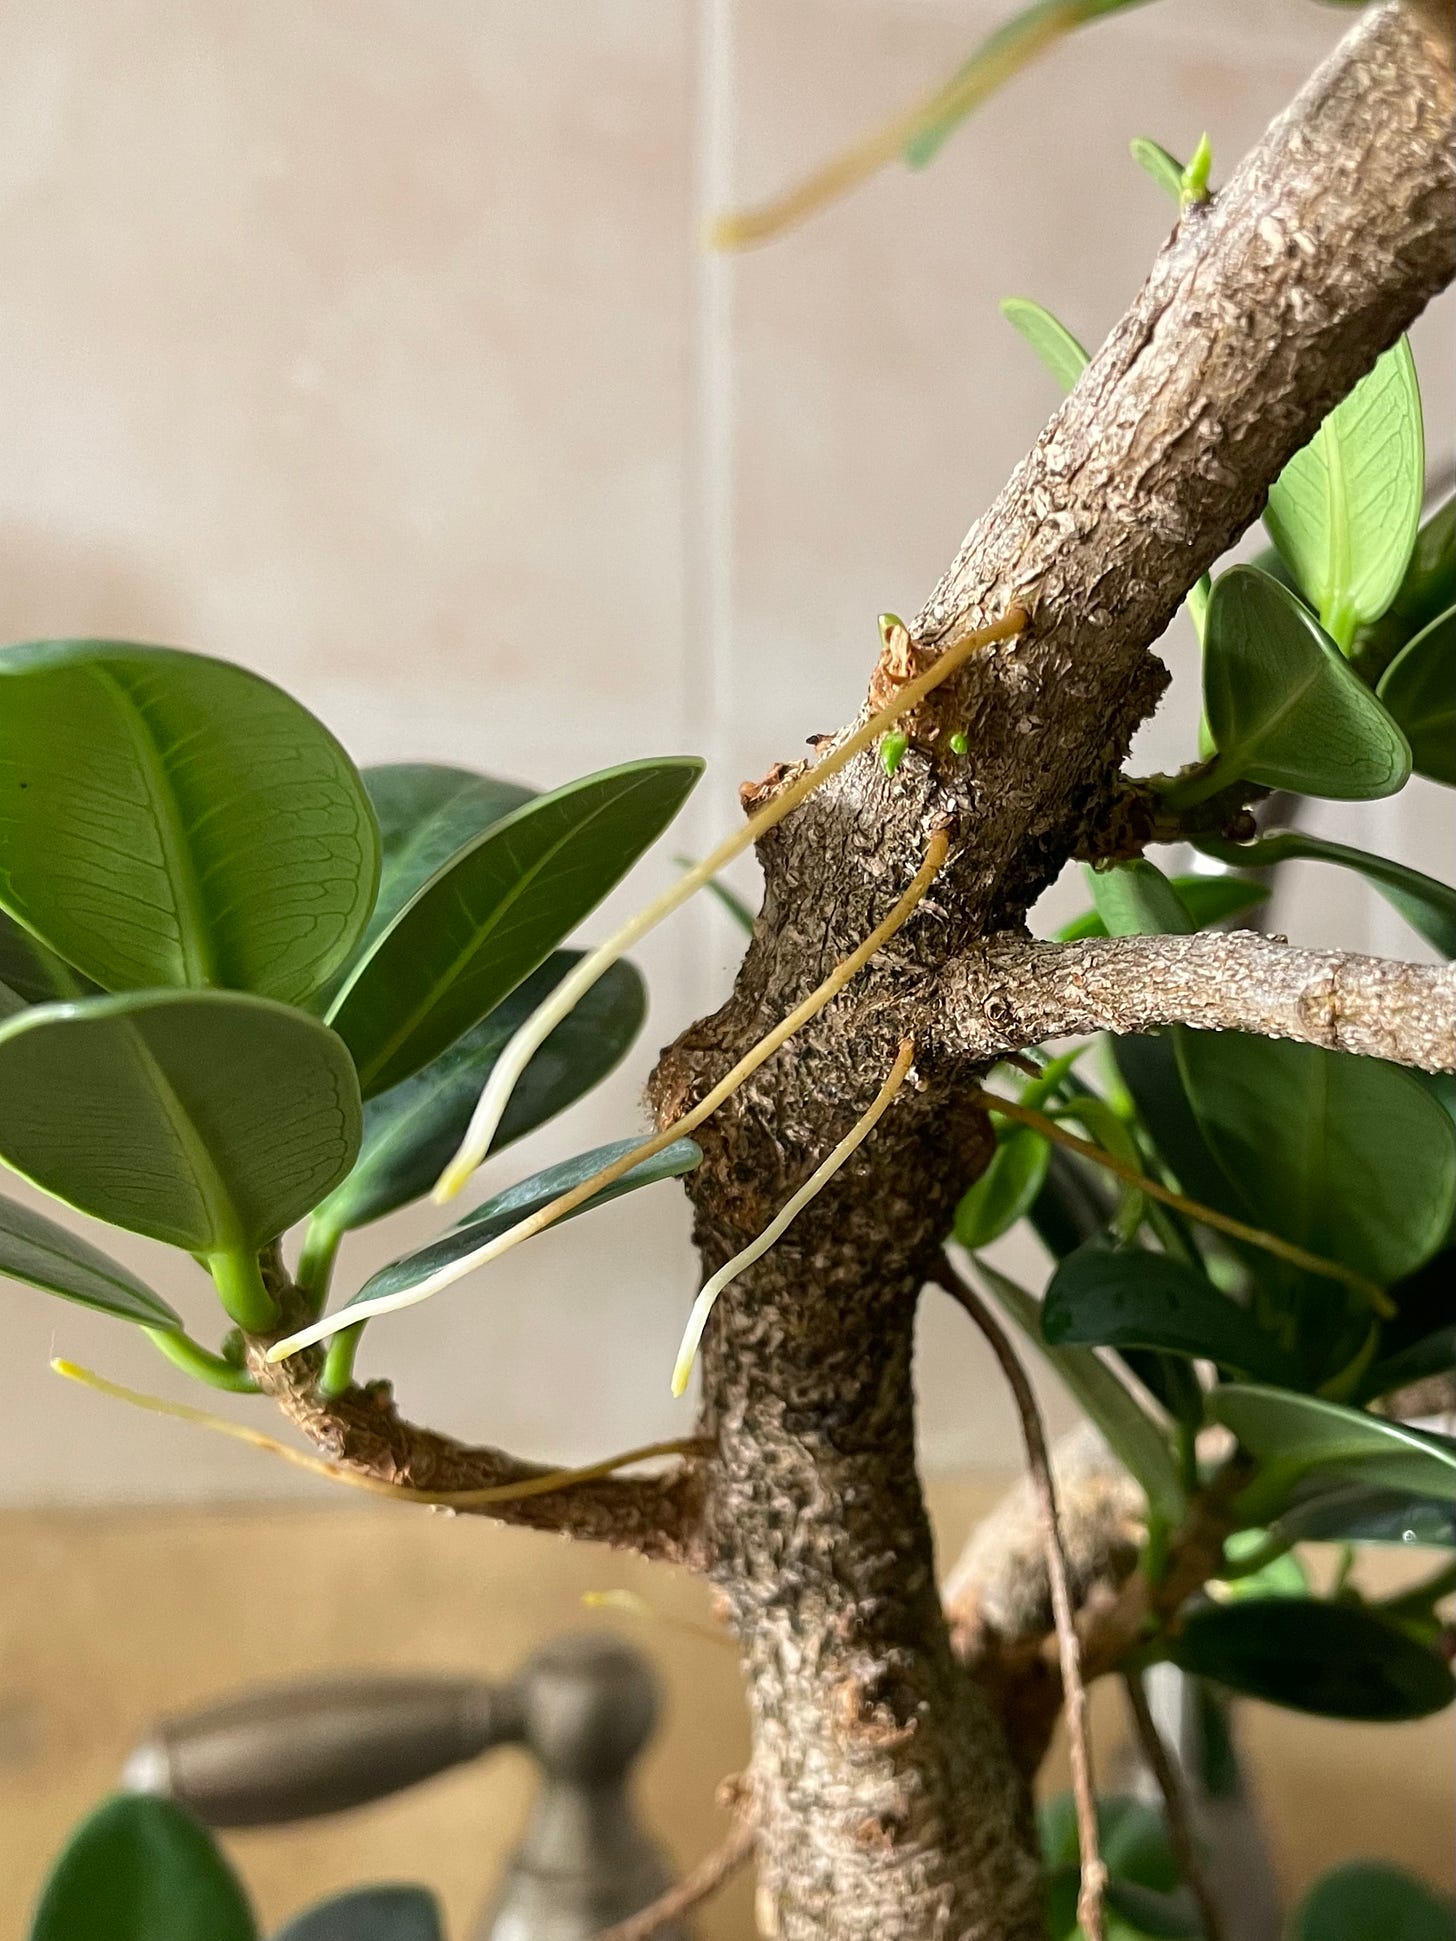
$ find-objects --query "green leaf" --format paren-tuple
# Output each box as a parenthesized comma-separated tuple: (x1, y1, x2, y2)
(1129, 137, 1184, 202)
(310, 951, 645, 1239)
(0, 991, 361, 1254)
(1087, 859, 1193, 937)
(1356, 1323, 1456, 1404)
(0, 910, 98, 1005)
(0, 641, 379, 1004)
(1378, 605, 1455, 785)
(1289, 1862, 1455, 1941)
(1214, 1528, 1309, 1601)
(328, 758, 701, 1097)
(954, 1126, 1050, 1248)
(1175, 1030, 1455, 1288)
(0, 1190, 181, 1329)
(1264, 338, 1425, 647)
(1040, 1792, 1178, 1890)
(973, 1258, 1186, 1524)
(1195, 566, 1411, 801)
(1165, 1596, 1454, 1720)
(346, 1136, 702, 1312)
(30, 1794, 257, 1941)
(1350, 495, 1455, 683)
(1057, 871, 1266, 941)
(1192, 829, 1455, 958)
(1000, 297, 1089, 392)
(1043, 1245, 1295, 1381)
(361, 763, 535, 953)
(1208, 1384, 1456, 1504)
(272, 1886, 443, 1941)
(1272, 1481, 1452, 1548)
(1112, 1034, 1231, 1212)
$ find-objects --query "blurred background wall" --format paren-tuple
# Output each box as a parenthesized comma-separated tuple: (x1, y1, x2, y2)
(0, 2, 1451, 1932)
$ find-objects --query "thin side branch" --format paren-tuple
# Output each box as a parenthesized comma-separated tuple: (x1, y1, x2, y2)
(1122, 1673, 1226, 1941)
(934, 1257, 1107, 1941)
(592, 1817, 758, 1941)
(939, 930, 1456, 1073)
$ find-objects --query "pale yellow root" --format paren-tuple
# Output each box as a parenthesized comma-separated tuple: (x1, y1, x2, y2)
(430, 604, 1026, 1203)
(50, 1359, 699, 1509)
(670, 1038, 917, 1395)
(270, 829, 953, 1361)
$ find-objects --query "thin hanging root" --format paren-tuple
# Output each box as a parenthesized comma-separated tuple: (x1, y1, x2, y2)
(430, 605, 1026, 1204)
(708, 7, 1076, 251)
(271, 829, 951, 1361)
(969, 1086, 1396, 1316)
(671, 1038, 916, 1396)
(49, 1359, 701, 1509)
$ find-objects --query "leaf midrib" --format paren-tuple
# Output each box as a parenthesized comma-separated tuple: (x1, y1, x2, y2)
(338, 780, 655, 1090)
(95, 664, 219, 986)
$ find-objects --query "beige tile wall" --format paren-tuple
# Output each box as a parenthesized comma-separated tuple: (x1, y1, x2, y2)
(0, 4, 1451, 1489)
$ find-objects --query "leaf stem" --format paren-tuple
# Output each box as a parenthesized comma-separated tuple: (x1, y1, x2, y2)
(144, 1327, 260, 1395)
(295, 1221, 341, 1315)
(207, 1247, 277, 1332)
(319, 1323, 364, 1399)
(967, 1086, 1394, 1316)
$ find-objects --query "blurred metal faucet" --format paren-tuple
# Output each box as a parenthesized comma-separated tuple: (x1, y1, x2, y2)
(123, 1632, 690, 1941)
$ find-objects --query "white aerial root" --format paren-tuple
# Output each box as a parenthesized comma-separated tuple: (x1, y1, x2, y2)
(429, 605, 1026, 1204)
(669, 1037, 917, 1396)
(269, 831, 950, 1361)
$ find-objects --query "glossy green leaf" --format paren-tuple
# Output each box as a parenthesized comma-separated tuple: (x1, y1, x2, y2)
(310, 951, 645, 1238)
(954, 1126, 1050, 1248)
(328, 758, 701, 1097)
(347, 1136, 702, 1312)
(902, 0, 1155, 170)
(0, 1190, 181, 1329)
(973, 1259, 1186, 1523)
(1043, 1245, 1295, 1381)
(1000, 297, 1089, 392)
(1087, 859, 1192, 938)
(272, 1886, 443, 1941)
(1208, 1384, 1456, 1504)
(1129, 136, 1184, 202)
(1214, 1528, 1309, 1601)
(1112, 1034, 1231, 1211)
(362, 763, 535, 952)
(1350, 496, 1455, 682)
(0, 641, 379, 1004)
(0, 992, 361, 1254)
(30, 1794, 257, 1941)
(1165, 1597, 1454, 1720)
(1176, 1030, 1455, 1287)
(1356, 1324, 1456, 1404)
(1289, 1862, 1455, 1941)
(1058, 871, 1266, 942)
(1192, 829, 1455, 958)
(1272, 1480, 1453, 1548)
(1378, 605, 1455, 785)
(1264, 337, 1424, 647)
(1197, 567, 1411, 801)
(0, 911, 97, 1005)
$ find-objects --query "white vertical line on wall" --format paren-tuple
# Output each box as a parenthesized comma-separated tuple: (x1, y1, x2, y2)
(679, 0, 738, 1014)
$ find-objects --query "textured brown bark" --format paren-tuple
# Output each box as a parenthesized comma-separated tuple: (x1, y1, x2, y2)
(246, 5, 1455, 1934)
(644, 7, 1455, 1937)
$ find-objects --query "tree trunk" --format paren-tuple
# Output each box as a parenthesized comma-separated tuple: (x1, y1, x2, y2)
(647, 4, 1455, 1936)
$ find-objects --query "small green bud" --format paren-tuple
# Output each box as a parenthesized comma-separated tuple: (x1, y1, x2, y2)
(880, 731, 909, 777)
(878, 612, 906, 651)
(948, 730, 968, 756)
(1179, 133, 1212, 210)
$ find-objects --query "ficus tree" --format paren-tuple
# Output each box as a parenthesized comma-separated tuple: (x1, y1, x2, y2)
(7, 1, 1456, 1938)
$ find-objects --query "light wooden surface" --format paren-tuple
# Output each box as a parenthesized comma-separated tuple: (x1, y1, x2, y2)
(3, 1482, 1451, 1937)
